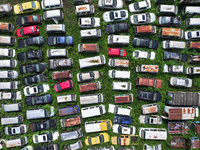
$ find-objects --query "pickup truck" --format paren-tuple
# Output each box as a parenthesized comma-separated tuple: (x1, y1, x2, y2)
(136, 77, 162, 88)
(136, 65, 159, 73)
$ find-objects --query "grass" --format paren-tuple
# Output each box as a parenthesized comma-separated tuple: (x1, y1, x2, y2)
(0, 0, 200, 149)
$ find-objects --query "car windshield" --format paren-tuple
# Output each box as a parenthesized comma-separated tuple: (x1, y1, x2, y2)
(57, 84, 61, 90)
(88, 138, 92, 145)
(120, 11, 126, 17)
(146, 14, 150, 22)
(197, 32, 200, 37)
(110, 12, 114, 20)
(31, 2, 36, 8)
(113, 0, 117, 7)
(33, 15, 38, 22)
(134, 2, 139, 10)
(118, 125, 122, 133)
(99, 134, 104, 143)
(107, 121, 111, 130)
(91, 18, 95, 25)
(188, 32, 191, 38)
(20, 28, 24, 35)
(117, 137, 121, 145)
(66, 37, 69, 44)
(120, 49, 124, 56)
(135, 51, 139, 57)
(149, 40, 153, 48)
(136, 39, 140, 46)
(38, 85, 43, 93)
(26, 88, 30, 95)
(133, 15, 138, 22)
(19, 4, 23, 11)
(47, 133, 53, 140)
(53, 37, 57, 45)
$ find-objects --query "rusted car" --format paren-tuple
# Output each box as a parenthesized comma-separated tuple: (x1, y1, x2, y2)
(52, 70, 72, 80)
(114, 94, 133, 104)
(0, 3, 12, 16)
(136, 77, 162, 88)
(163, 106, 199, 120)
(167, 91, 200, 106)
(180, 0, 200, 4)
(79, 81, 101, 93)
(190, 55, 200, 63)
(194, 121, 200, 134)
(159, 28, 183, 39)
(170, 136, 188, 148)
(0, 22, 14, 32)
(111, 135, 139, 146)
(168, 122, 192, 134)
(135, 25, 156, 35)
(58, 105, 79, 117)
(108, 59, 129, 68)
(60, 115, 82, 127)
(136, 65, 159, 73)
(191, 137, 199, 149)
(16, 15, 42, 27)
(78, 44, 99, 53)
(141, 103, 159, 115)
(187, 41, 200, 50)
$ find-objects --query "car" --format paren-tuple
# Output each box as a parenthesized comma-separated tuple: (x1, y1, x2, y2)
(0, 70, 18, 79)
(35, 143, 60, 150)
(130, 13, 156, 25)
(77, 71, 100, 82)
(139, 115, 162, 125)
(132, 37, 159, 50)
(0, 3, 13, 16)
(21, 146, 34, 150)
(14, 1, 40, 14)
(133, 50, 155, 60)
(64, 140, 82, 150)
(26, 94, 52, 106)
(109, 104, 131, 116)
(98, 0, 123, 9)
(18, 49, 44, 61)
(49, 58, 73, 70)
(60, 128, 83, 141)
(107, 48, 126, 57)
(111, 135, 139, 145)
(60, 115, 82, 127)
(22, 73, 46, 86)
(158, 16, 181, 27)
(58, 105, 79, 117)
(162, 41, 186, 50)
(103, 10, 128, 22)
(47, 36, 73, 46)
(30, 119, 57, 132)
(54, 79, 73, 92)
(113, 115, 132, 125)
(112, 124, 135, 135)
(18, 36, 44, 48)
(78, 17, 100, 28)
(185, 30, 200, 40)
(164, 51, 188, 62)
(5, 124, 27, 135)
(81, 105, 106, 118)
(106, 23, 129, 34)
(16, 15, 42, 27)
(129, 0, 151, 13)
(16, 26, 40, 37)
(186, 66, 200, 75)
(85, 133, 110, 146)
(170, 77, 192, 88)
(163, 64, 183, 74)
(136, 64, 159, 74)
(136, 77, 162, 88)
(19, 63, 46, 74)
(33, 131, 59, 144)
(190, 55, 200, 63)
(137, 90, 162, 102)
(23, 84, 50, 97)
(41, 0, 63, 10)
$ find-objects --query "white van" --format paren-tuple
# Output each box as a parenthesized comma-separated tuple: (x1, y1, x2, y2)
(186, 66, 200, 75)
(139, 128, 167, 140)
(108, 70, 130, 79)
(1, 115, 23, 125)
(47, 48, 68, 58)
(0, 91, 22, 100)
(80, 93, 103, 105)
(75, 4, 95, 16)
(0, 36, 16, 45)
(185, 18, 200, 28)
(112, 81, 131, 91)
(0, 81, 19, 90)
(57, 94, 76, 103)
(108, 35, 130, 45)
(141, 103, 159, 115)
(108, 104, 131, 116)
(0, 70, 18, 79)
(157, 5, 178, 15)
(2, 102, 22, 112)
(43, 9, 64, 21)
(80, 29, 101, 39)
(108, 59, 129, 68)
(182, 6, 200, 16)
(5, 137, 27, 148)
(41, 0, 63, 10)
(81, 105, 106, 118)
(162, 41, 186, 50)
(79, 55, 106, 69)
(0, 48, 15, 57)
(0, 59, 17, 68)
(46, 24, 66, 34)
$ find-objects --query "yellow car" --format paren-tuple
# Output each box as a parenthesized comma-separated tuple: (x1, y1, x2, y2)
(14, 1, 40, 14)
(85, 133, 110, 146)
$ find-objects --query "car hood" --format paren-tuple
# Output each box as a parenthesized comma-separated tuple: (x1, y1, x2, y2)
(129, 3, 136, 12)
(116, 0, 123, 8)
(94, 18, 100, 27)
(103, 12, 111, 22)
(149, 13, 156, 23)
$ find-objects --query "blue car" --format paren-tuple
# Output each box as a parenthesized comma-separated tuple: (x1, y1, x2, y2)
(113, 115, 132, 125)
(58, 105, 79, 117)
(26, 94, 52, 106)
(47, 36, 74, 46)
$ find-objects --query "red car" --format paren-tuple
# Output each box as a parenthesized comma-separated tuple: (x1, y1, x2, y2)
(107, 48, 127, 57)
(16, 25, 40, 37)
(54, 79, 73, 92)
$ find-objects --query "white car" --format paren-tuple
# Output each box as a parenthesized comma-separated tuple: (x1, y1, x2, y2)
(108, 104, 131, 116)
(129, 0, 151, 13)
(186, 66, 200, 75)
(130, 13, 156, 25)
(185, 30, 200, 40)
(112, 124, 136, 135)
(163, 64, 183, 73)
(139, 115, 162, 125)
(81, 105, 106, 118)
(21, 146, 33, 150)
(133, 50, 155, 60)
(98, 0, 123, 9)
(78, 17, 100, 28)
(23, 84, 50, 96)
(33, 131, 59, 144)
(170, 77, 192, 88)
(0, 70, 18, 79)
(103, 10, 128, 22)
(5, 124, 27, 135)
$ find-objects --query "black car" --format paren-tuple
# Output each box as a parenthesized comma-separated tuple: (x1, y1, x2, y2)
(18, 49, 44, 61)
(16, 15, 42, 27)
(22, 73, 47, 85)
(47, 36, 74, 46)
(19, 63, 46, 74)
(106, 23, 129, 34)
(164, 51, 188, 62)
(35, 143, 60, 150)
(26, 94, 52, 106)
(18, 36, 44, 48)
(30, 119, 57, 132)
(158, 16, 181, 27)
(137, 90, 162, 102)
(132, 37, 159, 50)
